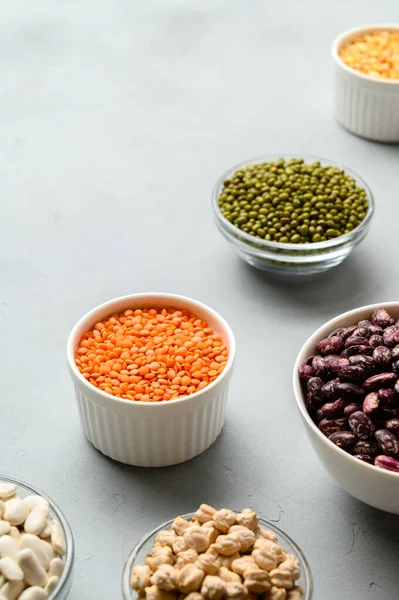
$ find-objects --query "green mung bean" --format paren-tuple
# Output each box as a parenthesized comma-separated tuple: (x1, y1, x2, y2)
(218, 158, 368, 244)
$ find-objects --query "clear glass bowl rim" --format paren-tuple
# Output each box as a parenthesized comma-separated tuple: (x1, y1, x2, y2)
(212, 153, 374, 252)
(0, 474, 74, 599)
(122, 512, 313, 600)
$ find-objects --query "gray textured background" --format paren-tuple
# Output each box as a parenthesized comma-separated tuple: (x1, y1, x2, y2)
(1, 1, 399, 598)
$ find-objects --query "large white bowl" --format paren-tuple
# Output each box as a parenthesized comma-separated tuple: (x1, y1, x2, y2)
(67, 293, 236, 468)
(293, 302, 399, 514)
(332, 24, 399, 142)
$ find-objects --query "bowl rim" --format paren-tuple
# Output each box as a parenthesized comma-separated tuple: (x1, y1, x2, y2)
(122, 511, 313, 600)
(67, 292, 236, 408)
(212, 154, 374, 252)
(332, 23, 399, 85)
(292, 301, 399, 480)
(0, 474, 75, 598)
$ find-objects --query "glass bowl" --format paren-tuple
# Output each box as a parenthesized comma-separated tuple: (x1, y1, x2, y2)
(122, 512, 313, 599)
(0, 475, 74, 599)
(212, 155, 374, 276)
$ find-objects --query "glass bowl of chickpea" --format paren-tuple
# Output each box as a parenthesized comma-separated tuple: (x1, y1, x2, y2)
(121, 511, 313, 600)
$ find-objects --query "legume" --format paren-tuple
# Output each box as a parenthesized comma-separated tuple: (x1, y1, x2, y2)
(299, 308, 399, 473)
(75, 307, 228, 402)
(218, 158, 368, 244)
(339, 30, 399, 80)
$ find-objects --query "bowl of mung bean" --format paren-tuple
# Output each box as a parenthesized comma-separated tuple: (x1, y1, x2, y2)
(332, 24, 399, 142)
(212, 155, 374, 276)
(67, 293, 236, 468)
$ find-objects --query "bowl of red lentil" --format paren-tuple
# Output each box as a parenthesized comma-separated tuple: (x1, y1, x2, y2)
(67, 293, 236, 468)
(332, 24, 399, 142)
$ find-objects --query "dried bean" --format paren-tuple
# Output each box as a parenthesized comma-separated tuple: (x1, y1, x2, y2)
(306, 356, 315, 366)
(328, 327, 348, 339)
(336, 382, 365, 401)
(348, 411, 375, 439)
(392, 360, 399, 376)
(372, 346, 392, 370)
(341, 345, 373, 358)
(356, 454, 373, 464)
(351, 327, 371, 339)
(391, 345, 399, 361)
(381, 407, 399, 419)
(367, 325, 383, 335)
(317, 336, 343, 355)
(345, 336, 369, 348)
(324, 355, 349, 375)
(363, 372, 397, 391)
(329, 431, 356, 448)
(369, 335, 384, 348)
(386, 419, 399, 434)
(372, 308, 392, 328)
(307, 377, 324, 403)
(339, 365, 365, 383)
(383, 328, 399, 347)
(341, 325, 358, 340)
(318, 418, 348, 437)
(378, 388, 396, 405)
(353, 439, 379, 456)
(298, 365, 314, 385)
(395, 380, 399, 395)
(344, 403, 362, 417)
(375, 429, 399, 456)
(348, 355, 375, 374)
(321, 378, 340, 400)
(306, 392, 317, 413)
(311, 356, 327, 379)
(358, 320, 372, 327)
(374, 455, 399, 472)
(318, 398, 346, 420)
(363, 392, 380, 415)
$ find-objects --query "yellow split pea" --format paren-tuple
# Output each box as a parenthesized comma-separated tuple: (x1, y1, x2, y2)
(339, 30, 399, 80)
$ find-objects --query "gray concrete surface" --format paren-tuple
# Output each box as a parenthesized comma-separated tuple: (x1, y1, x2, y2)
(1, 1, 399, 598)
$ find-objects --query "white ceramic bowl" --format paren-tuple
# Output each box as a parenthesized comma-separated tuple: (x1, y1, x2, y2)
(67, 293, 236, 468)
(122, 512, 313, 600)
(293, 302, 399, 514)
(0, 475, 74, 599)
(332, 24, 399, 142)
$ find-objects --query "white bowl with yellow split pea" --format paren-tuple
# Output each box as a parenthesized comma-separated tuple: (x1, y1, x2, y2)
(332, 24, 399, 142)
(67, 293, 236, 468)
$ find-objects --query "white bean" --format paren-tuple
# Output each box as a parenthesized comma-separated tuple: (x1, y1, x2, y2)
(38, 520, 51, 540)
(0, 523, 10, 537)
(18, 587, 49, 600)
(48, 557, 64, 579)
(3, 500, 28, 527)
(0, 580, 24, 600)
(0, 557, 24, 581)
(7, 529, 19, 545)
(0, 485, 16, 501)
(44, 575, 59, 594)
(17, 549, 47, 587)
(24, 505, 49, 537)
(0, 537, 19, 561)
(50, 521, 66, 557)
(23, 497, 49, 514)
(0, 573, 4, 587)
(0, 502, 5, 520)
(19, 536, 49, 570)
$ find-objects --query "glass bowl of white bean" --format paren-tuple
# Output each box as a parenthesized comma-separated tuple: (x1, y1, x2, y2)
(0, 475, 74, 599)
(122, 510, 313, 600)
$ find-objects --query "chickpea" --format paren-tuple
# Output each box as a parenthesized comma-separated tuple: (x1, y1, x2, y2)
(201, 575, 227, 600)
(178, 564, 205, 594)
(131, 565, 151, 593)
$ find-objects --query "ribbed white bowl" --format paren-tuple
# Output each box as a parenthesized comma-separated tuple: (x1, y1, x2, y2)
(67, 293, 235, 467)
(332, 24, 399, 142)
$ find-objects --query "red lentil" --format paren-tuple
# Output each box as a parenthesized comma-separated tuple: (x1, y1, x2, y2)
(75, 307, 228, 402)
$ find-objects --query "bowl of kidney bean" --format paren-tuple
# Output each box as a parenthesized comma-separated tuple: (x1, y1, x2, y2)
(293, 303, 399, 514)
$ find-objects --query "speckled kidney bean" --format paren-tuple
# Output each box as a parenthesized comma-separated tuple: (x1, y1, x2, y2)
(345, 336, 369, 349)
(386, 419, 399, 434)
(353, 438, 379, 456)
(307, 377, 324, 403)
(374, 455, 399, 472)
(369, 335, 384, 348)
(348, 411, 375, 439)
(328, 327, 347, 339)
(341, 345, 373, 358)
(372, 346, 392, 370)
(298, 364, 314, 385)
(348, 355, 375, 374)
(358, 319, 372, 327)
(324, 355, 349, 375)
(318, 418, 348, 437)
(317, 336, 343, 355)
(351, 327, 371, 339)
(391, 345, 399, 361)
(363, 392, 380, 415)
(318, 398, 346, 420)
(311, 356, 327, 378)
(321, 378, 340, 400)
(375, 429, 399, 456)
(372, 308, 392, 328)
(384, 329, 399, 347)
(344, 403, 363, 417)
(306, 392, 317, 413)
(339, 365, 365, 383)
(336, 382, 365, 401)
(367, 324, 384, 335)
(356, 454, 373, 464)
(363, 372, 397, 391)
(328, 431, 356, 448)
(378, 388, 395, 406)
(392, 360, 399, 376)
